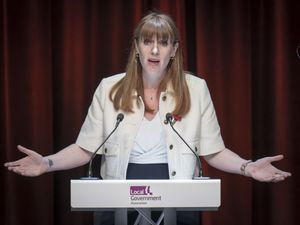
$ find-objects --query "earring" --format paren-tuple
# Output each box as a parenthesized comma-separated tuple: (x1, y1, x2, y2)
(135, 53, 139, 63)
(167, 56, 174, 69)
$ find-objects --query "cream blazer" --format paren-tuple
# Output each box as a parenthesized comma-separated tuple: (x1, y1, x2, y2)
(76, 73, 225, 179)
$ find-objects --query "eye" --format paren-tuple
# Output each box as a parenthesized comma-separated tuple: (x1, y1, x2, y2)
(143, 39, 152, 45)
(159, 40, 169, 47)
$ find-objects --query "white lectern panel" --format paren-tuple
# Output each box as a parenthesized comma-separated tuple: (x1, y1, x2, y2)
(71, 179, 220, 210)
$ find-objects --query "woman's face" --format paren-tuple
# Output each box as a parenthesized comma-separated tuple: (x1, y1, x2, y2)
(136, 35, 178, 79)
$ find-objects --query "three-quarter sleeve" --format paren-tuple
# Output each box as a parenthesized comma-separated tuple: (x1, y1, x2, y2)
(198, 79, 225, 155)
(76, 80, 106, 153)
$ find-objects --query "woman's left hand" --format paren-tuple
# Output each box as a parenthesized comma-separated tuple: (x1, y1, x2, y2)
(246, 155, 291, 182)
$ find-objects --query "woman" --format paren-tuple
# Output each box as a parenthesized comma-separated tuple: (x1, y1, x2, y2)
(4, 12, 291, 224)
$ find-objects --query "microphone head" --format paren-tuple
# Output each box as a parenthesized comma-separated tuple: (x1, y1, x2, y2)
(166, 113, 173, 122)
(117, 113, 124, 122)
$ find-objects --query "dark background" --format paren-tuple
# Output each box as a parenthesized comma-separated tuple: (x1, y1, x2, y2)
(1, 0, 299, 225)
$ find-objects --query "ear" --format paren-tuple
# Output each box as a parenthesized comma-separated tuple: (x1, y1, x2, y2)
(172, 42, 179, 57)
(134, 39, 140, 54)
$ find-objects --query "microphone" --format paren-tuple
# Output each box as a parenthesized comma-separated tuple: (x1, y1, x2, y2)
(81, 113, 124, 180)
(165, 113, 209, 179)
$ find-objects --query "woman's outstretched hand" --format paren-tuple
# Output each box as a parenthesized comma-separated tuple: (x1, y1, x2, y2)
(4, 145, 49, 177)
(247, 155, 291, 183)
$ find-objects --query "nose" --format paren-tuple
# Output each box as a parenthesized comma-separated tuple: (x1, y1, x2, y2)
(151, 43, 159, 55)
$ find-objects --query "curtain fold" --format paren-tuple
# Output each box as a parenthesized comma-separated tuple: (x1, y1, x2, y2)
(194, 1, 252, 225)
(251, 1, 299, 225)
(1, 1, 298, 225)
(1, 1, 54, 225)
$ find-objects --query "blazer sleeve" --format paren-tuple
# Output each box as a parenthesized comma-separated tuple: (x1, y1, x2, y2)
(75, 80, 106, 153)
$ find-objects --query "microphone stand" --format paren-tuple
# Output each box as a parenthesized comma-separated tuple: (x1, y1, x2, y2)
(166, 113, 209, 180)
(81, 113, 124, 180)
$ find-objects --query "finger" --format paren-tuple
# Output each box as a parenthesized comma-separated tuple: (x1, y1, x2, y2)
(267, 155, 284, 163)
(4, 145, 36, 167)
(17, 145, 34, 155)
(4, 160, 22, 167)
(272, 167, 292, 177)
(10, 166, 27, 176)
(278, 171, 292, 177)
(11, 167, 21, 174)
(272, 177, 285, 183)
(271, 172, 291, 182)
(4, 162, 17, 167)
(8, 165, 26, 176)
(272, 175, 287, 183)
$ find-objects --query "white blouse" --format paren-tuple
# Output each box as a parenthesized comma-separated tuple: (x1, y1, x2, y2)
(129, 113, 168, 164)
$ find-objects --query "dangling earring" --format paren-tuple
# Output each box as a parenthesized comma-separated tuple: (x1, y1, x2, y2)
(167, 56, 174, 69)
(135, 53, 139, 63)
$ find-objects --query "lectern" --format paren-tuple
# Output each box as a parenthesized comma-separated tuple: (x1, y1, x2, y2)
(71, 179, 221, 225)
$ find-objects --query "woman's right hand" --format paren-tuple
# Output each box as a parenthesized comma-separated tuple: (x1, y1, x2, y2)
(4, 145, 49, 177)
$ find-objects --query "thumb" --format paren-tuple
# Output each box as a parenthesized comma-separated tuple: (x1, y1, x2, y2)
(17, 145, 35, 156)
(268, 155, 284, 163)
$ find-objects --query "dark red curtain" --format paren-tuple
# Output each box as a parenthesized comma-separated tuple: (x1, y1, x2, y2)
(1, 1, 299, 225)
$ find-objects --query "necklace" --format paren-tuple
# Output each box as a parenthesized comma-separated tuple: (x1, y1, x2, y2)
(144, 88, 158, 112)
(145, 88, 157, 100)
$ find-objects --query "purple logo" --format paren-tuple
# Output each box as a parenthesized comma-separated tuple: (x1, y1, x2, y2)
(130, 186, 153, 195)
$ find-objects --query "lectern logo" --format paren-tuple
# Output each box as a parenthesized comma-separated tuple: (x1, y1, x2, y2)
(129, 185, 161, 205)
(130, 186, 153, 195)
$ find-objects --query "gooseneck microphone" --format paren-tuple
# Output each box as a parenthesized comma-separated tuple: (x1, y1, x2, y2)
(81, 113, 124, 180)
(166, 113, 208, 179)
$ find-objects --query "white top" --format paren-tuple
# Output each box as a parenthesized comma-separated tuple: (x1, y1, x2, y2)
(129, 113, 168, 164)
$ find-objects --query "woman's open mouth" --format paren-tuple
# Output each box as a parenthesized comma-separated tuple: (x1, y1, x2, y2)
(148, 58, 160, 66)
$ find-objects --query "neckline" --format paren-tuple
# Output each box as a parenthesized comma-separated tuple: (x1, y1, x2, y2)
(144, 111, 159, 122)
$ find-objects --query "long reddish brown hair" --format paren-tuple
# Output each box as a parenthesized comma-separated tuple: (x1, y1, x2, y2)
(109, 12, 190, 116)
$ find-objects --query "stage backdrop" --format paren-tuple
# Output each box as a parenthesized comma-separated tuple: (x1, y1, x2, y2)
(1, 1, 299, 225)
